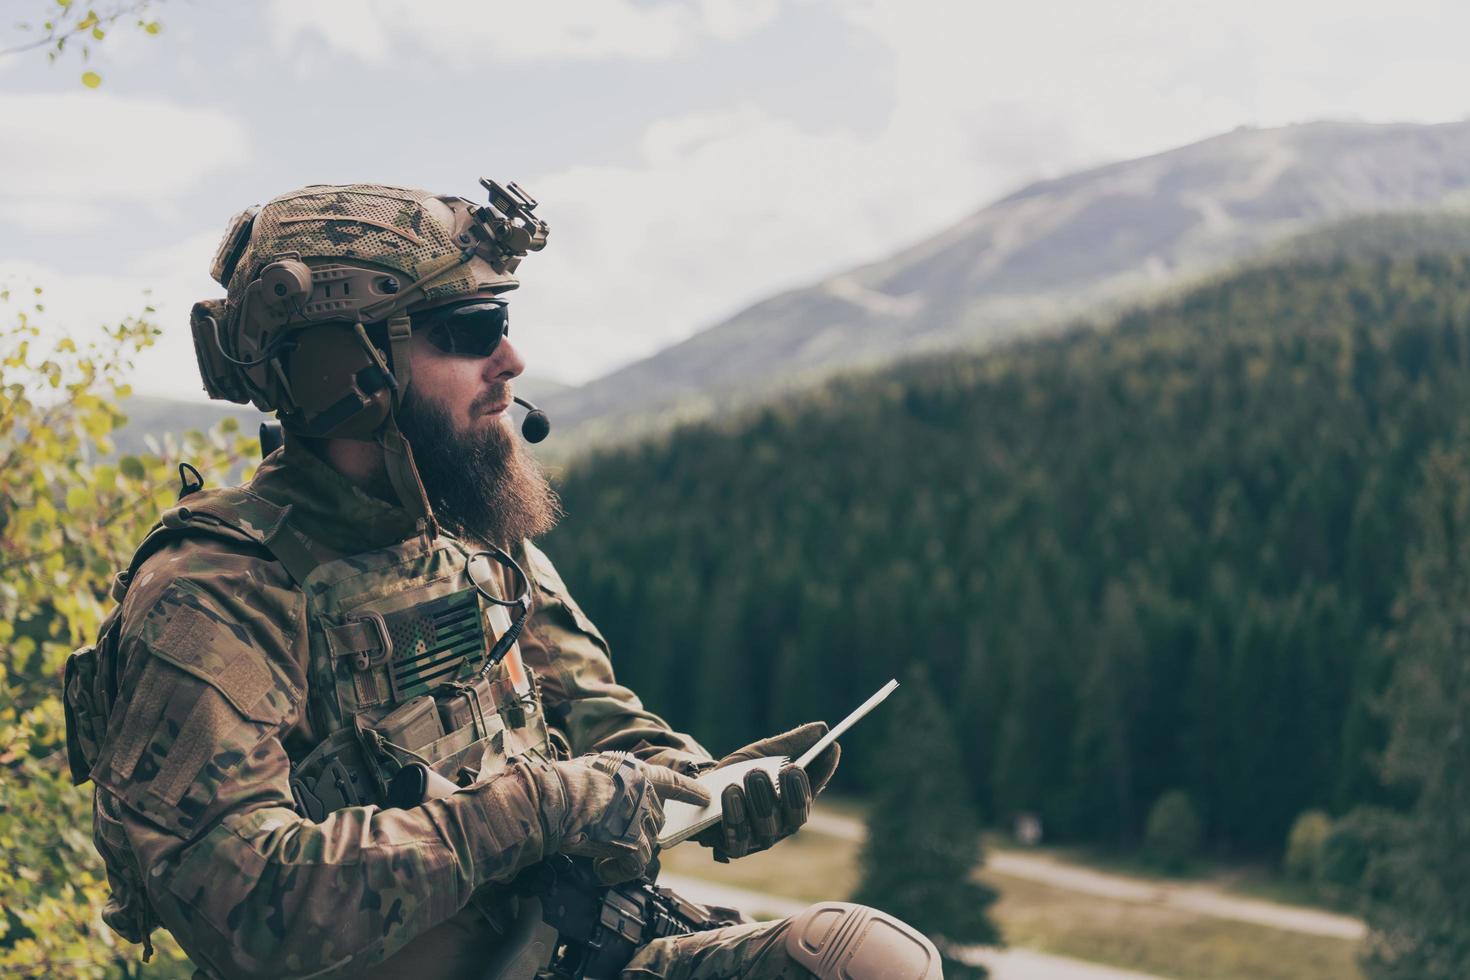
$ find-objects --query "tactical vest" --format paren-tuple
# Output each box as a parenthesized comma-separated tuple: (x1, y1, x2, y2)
(64, 484, 557, 947)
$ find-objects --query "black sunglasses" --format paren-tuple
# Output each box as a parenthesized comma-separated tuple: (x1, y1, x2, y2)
(412, 300, 510, 358)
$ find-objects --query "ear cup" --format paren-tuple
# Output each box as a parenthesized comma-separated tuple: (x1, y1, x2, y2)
(258, 259, 313, 309)
(283, 322, 394, 438)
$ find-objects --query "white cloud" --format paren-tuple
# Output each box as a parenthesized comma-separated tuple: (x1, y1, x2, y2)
(0, 198, 107, 234)
(835, 0, 1470, 166)
(504, 0, 1470, 383)
(0, 92, 249, 232)
(0, 231, 226, 403)
(509, 100, 1050, 382)
(265, 0, 783, 68)
(266, 0, 392, 64)
(13, 0, 1470, 400)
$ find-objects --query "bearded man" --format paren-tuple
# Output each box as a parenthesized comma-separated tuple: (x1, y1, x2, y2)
(62, 180, 940, 979)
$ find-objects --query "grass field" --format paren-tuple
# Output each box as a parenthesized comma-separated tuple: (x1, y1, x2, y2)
(986, 873, 1363, 980)
(832, 795, 1354, 915)
(661, 824, 1365, 980)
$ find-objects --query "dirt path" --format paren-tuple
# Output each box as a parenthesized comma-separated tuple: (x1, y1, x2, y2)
(659, 874, 1169, 980)
(804, 810, 1366, 941)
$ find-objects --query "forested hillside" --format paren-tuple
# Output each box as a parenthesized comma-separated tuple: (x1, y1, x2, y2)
(546, 254, 1470, 856)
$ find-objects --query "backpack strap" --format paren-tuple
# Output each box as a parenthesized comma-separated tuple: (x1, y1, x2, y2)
(112, 486, 337, 601)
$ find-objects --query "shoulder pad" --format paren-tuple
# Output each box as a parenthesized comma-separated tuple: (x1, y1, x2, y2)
(521, 540, 569, 596)
(119, 487, 332, 597)
(520, 541, 608, 648)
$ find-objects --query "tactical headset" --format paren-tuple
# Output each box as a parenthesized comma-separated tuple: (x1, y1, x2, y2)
(190, 179, 551, 534)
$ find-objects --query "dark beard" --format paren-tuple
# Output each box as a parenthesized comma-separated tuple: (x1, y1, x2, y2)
(396, 387, 561, 547)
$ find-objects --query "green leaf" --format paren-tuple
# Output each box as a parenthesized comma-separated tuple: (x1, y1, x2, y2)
(64, 486, 89, 512)
(80, 71, 101, 89)
(118, 455, 145, 480)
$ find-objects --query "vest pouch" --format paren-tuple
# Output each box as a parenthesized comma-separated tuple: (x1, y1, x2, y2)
(420, 722, 500, 784)
(438, 676, 496, 737)
(371, 694, 445, 756)
(63, 643, 104, 785)
(63, 609, 123, 785)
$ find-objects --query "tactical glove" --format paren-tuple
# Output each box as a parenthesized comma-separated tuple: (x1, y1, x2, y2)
(695, 721, 841, 862)
(551, 751, 709, 884)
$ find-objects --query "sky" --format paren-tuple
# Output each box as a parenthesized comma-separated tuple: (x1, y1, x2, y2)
(4, 0, 1470, 401)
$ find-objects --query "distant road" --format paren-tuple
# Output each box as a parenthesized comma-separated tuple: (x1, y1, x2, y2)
(659, 874, 1168, 980)
(804, 810, 1366, 941)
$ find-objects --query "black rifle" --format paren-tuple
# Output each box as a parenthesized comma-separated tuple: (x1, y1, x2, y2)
(512, 855, 739, 980)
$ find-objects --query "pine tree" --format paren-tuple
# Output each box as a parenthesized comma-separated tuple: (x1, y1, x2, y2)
(854, 664, 1002, 978)
(1362, 445, 1470, 979)
(1070, 580, 1145, 845)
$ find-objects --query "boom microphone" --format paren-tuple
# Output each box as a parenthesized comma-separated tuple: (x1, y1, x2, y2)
(513, 396, 551, 443)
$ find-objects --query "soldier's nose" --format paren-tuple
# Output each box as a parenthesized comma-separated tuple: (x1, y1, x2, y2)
(487, 337, 525, 382)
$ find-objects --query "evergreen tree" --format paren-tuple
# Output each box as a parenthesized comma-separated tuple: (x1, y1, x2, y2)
(1070, 580, 1145, 845)
(854, 665, 1001, 978)
(551, 254, 1470, 855)
(1362, 445, 1470, 979)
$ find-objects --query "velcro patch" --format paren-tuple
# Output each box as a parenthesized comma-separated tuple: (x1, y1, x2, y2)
(154, 603, 274, 722)
(151, 687, 239, 806)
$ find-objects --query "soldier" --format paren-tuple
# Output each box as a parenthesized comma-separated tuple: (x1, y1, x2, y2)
(63, 180, 941, 979)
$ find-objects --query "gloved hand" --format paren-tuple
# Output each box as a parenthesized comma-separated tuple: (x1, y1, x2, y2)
(551, 751, 710, 884)
(695, 721, 840, 862)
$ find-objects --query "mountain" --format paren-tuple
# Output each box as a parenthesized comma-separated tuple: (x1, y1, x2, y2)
(113, 372, 573, 460)
(112, 396, 266, 458)
(543, 118, 1470, 451)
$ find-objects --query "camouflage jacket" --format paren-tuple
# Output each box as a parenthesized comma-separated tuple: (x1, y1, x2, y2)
(82, 439, 712, 979)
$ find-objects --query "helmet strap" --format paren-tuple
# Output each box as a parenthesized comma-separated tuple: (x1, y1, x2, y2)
(360, 312, 436, 541)
(384, 314, 414, 393)
(379, 415, 438, 541)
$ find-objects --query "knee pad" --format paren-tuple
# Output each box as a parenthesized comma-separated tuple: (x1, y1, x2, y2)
(783, 902, 941, 980)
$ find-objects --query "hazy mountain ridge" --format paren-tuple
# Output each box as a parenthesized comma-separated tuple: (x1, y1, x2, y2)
(544, 119, 1470, 452)
(111, 397, 266, 458)
(111, 373, 573, 460)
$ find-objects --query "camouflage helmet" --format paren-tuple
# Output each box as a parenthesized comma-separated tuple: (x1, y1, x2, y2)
(189, 178, 548, 535)
(190, 179, 547, 439)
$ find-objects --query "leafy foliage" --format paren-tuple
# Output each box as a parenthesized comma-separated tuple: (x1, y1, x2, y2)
(1283, 810, 1332, 882)
(547, 254, 1470, 858)
(1143, 790, 1202, 872)
(0, 1, 165, 88)
(1318, 807, 1397, 905)
(0, 289, 256, 977)
(854, 664, 999, 978)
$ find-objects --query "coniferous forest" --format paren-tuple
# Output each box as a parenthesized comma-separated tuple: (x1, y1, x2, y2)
(546, 254, 1470, 858)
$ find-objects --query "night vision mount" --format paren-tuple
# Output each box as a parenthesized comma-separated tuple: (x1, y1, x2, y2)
(474, 179, 549, 269)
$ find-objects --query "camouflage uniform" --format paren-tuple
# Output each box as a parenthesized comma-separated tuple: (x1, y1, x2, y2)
(66, 179, 938, 980)
(77, 437, 837, 979)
